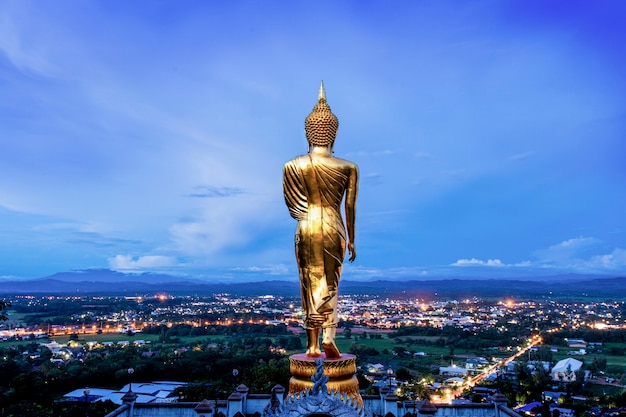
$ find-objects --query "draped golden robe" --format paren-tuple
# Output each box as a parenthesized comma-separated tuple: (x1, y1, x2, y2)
(283, 153, 357, 330)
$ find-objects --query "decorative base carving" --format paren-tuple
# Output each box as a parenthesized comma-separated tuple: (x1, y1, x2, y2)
(288, 353, 362, 408)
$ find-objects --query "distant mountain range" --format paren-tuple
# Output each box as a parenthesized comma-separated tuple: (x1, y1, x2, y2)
(0, 269, 625, 299)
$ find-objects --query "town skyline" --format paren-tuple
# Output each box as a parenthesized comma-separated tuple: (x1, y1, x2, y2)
(1, 1, 625, 281)
(2, 285, 625, 416)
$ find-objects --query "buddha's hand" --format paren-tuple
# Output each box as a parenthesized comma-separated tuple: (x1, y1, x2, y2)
(348, 242, 356, 262)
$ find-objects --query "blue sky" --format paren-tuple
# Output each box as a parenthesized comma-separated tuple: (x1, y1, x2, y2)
(1, 1, 625, 282)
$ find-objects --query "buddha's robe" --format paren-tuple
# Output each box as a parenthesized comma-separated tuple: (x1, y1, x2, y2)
(283, 154, 354, 329)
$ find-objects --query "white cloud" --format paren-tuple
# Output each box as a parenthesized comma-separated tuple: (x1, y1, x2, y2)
(534, 237, 599, 263)
(585, 249, 626, 270)
(188, 185, 246, 198)
(168, 193, 284, 262)
(452, 258, 505, 267)
(108, 255, 177, 272)
(169, 212, 248, 256)
(0, 275, 21, 280)
(508, 238, 626, 275)
(232, 264, 290, 275)
(343, 266, 383, 277)
(349, 149, 398, 157)
(450, 239, 626, 275)
(558, 237, 596, 248)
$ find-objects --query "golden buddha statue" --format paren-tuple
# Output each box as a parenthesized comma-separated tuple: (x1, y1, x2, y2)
(283, 82, 359, 358)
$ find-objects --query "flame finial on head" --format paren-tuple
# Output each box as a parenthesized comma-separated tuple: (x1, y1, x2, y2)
(305, 81, 338, 147)
(318, 81, 326, 101)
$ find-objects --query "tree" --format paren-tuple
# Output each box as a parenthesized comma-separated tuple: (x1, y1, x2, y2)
(0, 300, 10, 321)
(589, 357, 607, 374)
(535, 346, 553, 362)
(287, 336, 303, 350)
(393, 346, 407, 356)
(343, 328, 352, 339)
(356, 370, 371, 389)
(395, 368, 412, 381)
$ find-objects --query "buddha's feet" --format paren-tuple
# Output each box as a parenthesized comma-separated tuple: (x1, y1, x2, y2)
(306, 347, 322, 357)
(305, 328, 321, 357)
(322, 342, 341, 359)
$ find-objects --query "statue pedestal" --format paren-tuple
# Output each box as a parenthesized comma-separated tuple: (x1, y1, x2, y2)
(288, 353, 362, 407)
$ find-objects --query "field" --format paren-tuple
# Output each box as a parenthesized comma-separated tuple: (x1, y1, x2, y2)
(1, 329, 464, 361)
(336, 335, 470, 356)
(335, 335, 396, 353)
(0, 332, 235, 347)
(584, 383, 625, 398)
(0, 323, 475, 360)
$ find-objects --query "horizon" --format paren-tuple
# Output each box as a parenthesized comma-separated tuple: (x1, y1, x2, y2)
(2, 268, 626, 301)
(1, 1, 626, 282)
(1, 267, 623, 284)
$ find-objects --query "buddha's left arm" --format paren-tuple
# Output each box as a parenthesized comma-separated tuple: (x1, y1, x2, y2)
(345, 164, 359, 262)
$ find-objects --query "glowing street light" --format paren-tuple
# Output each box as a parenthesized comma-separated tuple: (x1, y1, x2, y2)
(128, 367, 135, 391)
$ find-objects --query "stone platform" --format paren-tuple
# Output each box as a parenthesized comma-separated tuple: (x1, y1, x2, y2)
(288, 353, 362, 407)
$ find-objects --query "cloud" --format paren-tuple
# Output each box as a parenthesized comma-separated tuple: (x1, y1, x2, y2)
(450, 238, 626, 275)
(452, 258, 505, 267)
(342, 265, 384, 277)
(168, 192, 283, 259)
(342, 266, 432, 280)
(169, 215, 244, 256)
(449, 238, 626, 276)
(534, 236, 599, 264)
(108, 255, 178, 272)
(349, 149, 398, 157)
(558, 237, 596, 248)
(30, 222, 142, 248)
(0, 5, 55, 76)
(509, 151, 534, 161)
(65, 231, 142, 248)
(414, 151, 431, 159)
(0, 275, 21, 280)
(587, 249, 626, 269)
(362, 172, 383, 185)
(231, 264, 290, 275)
(187, 185, 246, 198)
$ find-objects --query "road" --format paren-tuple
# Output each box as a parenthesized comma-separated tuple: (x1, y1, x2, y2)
(438, 334, 543, 403)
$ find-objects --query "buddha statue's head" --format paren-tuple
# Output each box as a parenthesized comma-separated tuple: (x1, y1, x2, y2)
(305, 82, 339, 149)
